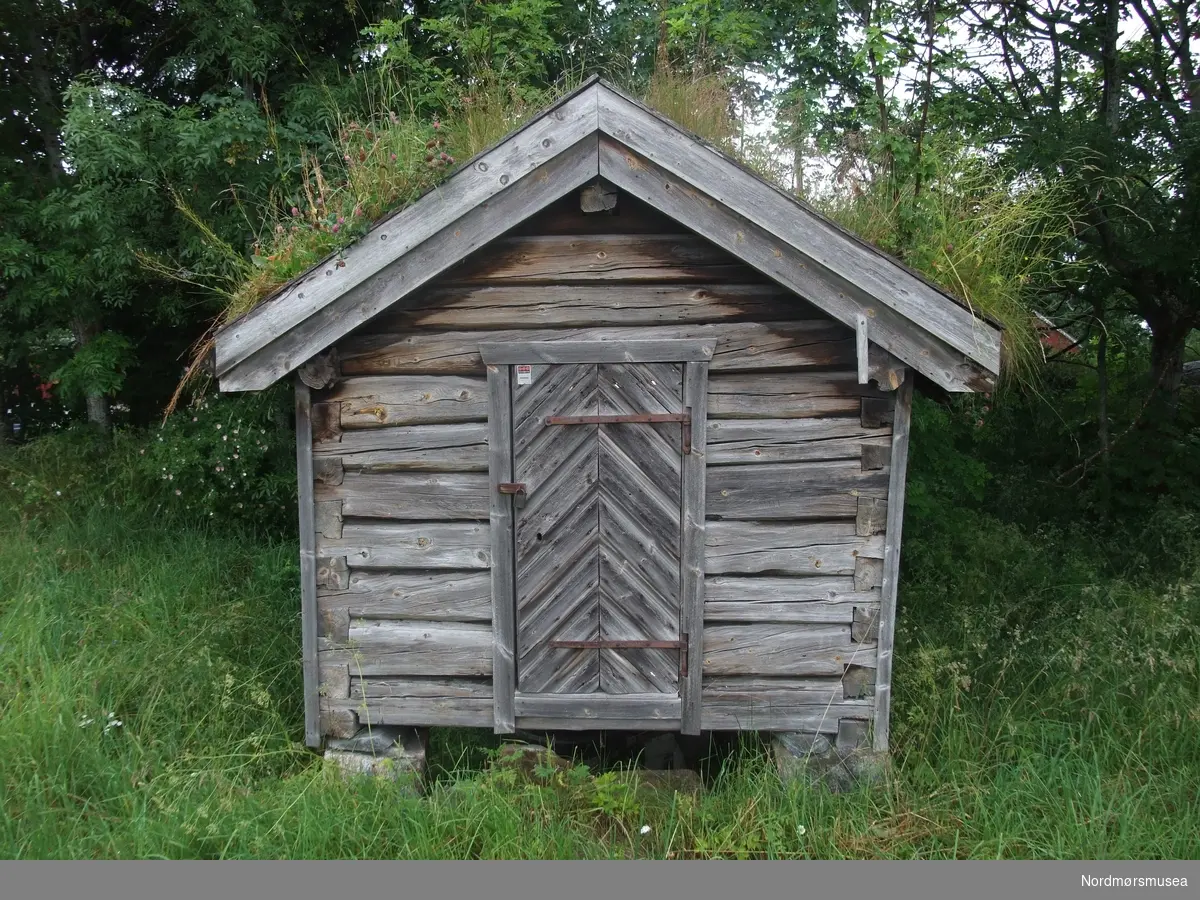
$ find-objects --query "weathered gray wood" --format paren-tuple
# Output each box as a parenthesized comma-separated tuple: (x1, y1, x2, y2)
(377, 284, 810, 330)
(318, 606, 350, 642)
(319, 522, 490, 569)
(320, 376, 488, 429)
(355, 677, 492, 700)
(680, 360, 709, 735)
(861, 443, 891, 470)
(311, 401, 341, 443)
(512, 362, 601, 696)
(596, 362, 684, 696)
(580, 181, 618, 212)
(450, 234, 753, 284)
(298, 349, 339, 390)
(219, 132, 603, 392)
(316, 423, 488, 472)
(339, 696, 494, 729)
(452, 232, 751, 283)
(706, 460, 889, 520)
(702, 675, 845, 701)
(512, 693, 681, 720)
(316, 471, 489, 520)
(842, 664, 877, 699)
(861, 396, 895, 429)
(336, 620, 493, 676)
(319, 571, 491, 622)
(868, 349, 907, 391)
(515, 716, 682, 731)
(340, 321, 854, 377)
(513, 187, 679, 235)
(703, 623, 876, 676)
(854, 556, 884, 591)
(316, 555, 349, 591)
(295, 382, 321, 749)
(479, 339, 715, 364)
(856, 496, 888, 536)
(700, 698, 871, 732)
(214, 86, 602, 379)
(487, 363, 517, 733)
(597, 134, 997, 392)
(874, 376, 913, 753)
(856, 315, 870, 384)
(852, 605, 881, 642)
(704, 576, 881, 623)
(707, 372, 879, 420)
(596, 89, 1001, 377)
(314, 500, 343, 539)
(705, 522, 878, 576)
(320, 706, 358, 739)
(320, 662, 350, 700)
(313, 457, 344, 485)
(343, 678, 494, 728)
(706, 417, 890, 465)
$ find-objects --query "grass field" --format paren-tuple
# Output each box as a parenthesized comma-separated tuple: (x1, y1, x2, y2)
(1, 437, 1197, 859)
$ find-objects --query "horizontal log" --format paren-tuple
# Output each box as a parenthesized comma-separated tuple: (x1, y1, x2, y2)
(326, 693, 494, 728)
(327, 620, 493, 676)
(319, 376, 488, 428)
(700, 698, 872, 732)
(446, 234, 755, 284)
(706, 417, 890, 465)
(318, 522, 490, 569)
(705, 522, 881, 576)
(316, 423, 488, 472)
(376, 284, 818, 330)
(708, 372, 886, 419)
(705, 576, 881, 623)
(512, 693, 681, 720)
(706, 460, 889, 520)
(339, 321, 854, 377)
(703, 623, 877, 676)
(702, 675, 846, 700)
(319, 571, 491, 622)
(316, 471, 489, 520)
(354, 677, 493, 700)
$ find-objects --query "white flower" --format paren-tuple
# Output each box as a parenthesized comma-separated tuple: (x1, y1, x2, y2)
(797, 825, 806, 836)
(639, 825, 651, 835)
(55, 490, 61, 496)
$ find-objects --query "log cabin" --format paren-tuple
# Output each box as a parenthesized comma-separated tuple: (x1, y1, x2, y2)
(211, 76, 1002, 764)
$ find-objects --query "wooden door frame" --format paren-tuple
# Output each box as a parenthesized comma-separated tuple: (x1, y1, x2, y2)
(480, 339, 714, 735)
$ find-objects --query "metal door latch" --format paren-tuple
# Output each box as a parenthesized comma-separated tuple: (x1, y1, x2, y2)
(498, 482, 527, 508)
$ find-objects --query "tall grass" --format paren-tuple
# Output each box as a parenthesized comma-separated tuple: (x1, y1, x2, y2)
(1, 434, 1196, 859)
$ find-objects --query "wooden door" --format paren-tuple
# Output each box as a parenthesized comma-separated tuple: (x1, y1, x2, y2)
(481, 340, 713, 733)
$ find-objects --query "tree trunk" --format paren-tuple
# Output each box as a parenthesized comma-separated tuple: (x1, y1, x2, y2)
(71, 318, 112, 432)
(1147, 320, 1189, 405)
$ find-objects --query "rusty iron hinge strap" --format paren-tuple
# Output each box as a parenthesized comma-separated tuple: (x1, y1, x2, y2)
(549, 634, 689, 677)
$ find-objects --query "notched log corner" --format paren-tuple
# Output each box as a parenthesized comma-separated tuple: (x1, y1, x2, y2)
(299, 349, 340, 391)
(580, 181, 618, 214)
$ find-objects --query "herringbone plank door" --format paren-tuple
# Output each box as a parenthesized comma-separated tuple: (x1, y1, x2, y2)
(513, 363, 601, 693)
(597, 362, 684, 694)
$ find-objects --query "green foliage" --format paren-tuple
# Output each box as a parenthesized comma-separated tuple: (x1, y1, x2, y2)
(133, 388, 297, 534)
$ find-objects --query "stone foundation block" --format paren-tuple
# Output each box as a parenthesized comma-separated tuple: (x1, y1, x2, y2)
(324, 725, 427, 792)
(772, 722, 889, 793)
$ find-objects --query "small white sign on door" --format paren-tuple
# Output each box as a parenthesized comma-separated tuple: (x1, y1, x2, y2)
(516, 364, 533, 386)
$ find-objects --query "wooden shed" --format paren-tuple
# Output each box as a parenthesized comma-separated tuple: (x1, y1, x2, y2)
(212, 77, 1002, 759)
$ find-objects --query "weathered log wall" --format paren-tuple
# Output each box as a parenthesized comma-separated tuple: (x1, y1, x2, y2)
(311, 192, 893, 738)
